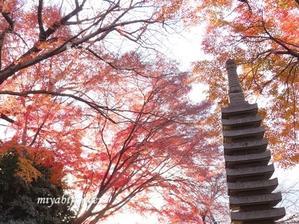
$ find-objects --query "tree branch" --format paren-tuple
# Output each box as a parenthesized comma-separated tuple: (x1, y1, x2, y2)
(37, 0, 46, 40)
(0, 90, 116, 123)
(0, 113, 14, 123)
(2, 12, 14, 31)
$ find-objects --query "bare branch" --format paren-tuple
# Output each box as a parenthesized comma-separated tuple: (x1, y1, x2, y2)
(2, 12, 14, 31)
(37, 0, 46, 40)
(0, 113, 14, 123)
(0, 90, 116, 123)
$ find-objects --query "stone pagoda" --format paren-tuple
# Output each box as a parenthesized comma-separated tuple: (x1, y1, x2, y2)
(221, 59, 285, 223)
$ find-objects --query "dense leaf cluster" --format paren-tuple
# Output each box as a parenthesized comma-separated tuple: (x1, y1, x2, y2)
(0, 150, 74, 224)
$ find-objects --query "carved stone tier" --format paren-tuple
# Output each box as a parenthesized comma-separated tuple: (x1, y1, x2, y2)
(222, 104, 258, 118)
(221, 59, 285, 223)
(224, 139, 268, 155)
(231, 208, 286, 223)
(226, 164, 274, 181)
(230, 192, 282, 207)
(228, 178, 279, 195)
(222, 115, 262, 127)
(225, 150, 271, 166)
(223, 127, 265, 139)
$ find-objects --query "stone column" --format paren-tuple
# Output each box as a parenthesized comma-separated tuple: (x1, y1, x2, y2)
(221, 59, 285, 223)
(226, 59, 245, 105)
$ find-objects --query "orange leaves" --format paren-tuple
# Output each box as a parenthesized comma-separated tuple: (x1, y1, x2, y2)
(15, 157, 42, 183)
(0, 96, 23, 117)
(258, 108, 267, 119)
(0, 139, 19, 154)
(157, 0, 183, 21)
(0, 141, 66, 185)
(199, 0, 231, 11)
(35, 38, 66, 51)
(273, 152, 283, 162)
(0, 0, 17, 13)
(154, 0, 200, 25)
(279, 12, 299, 43)
(290, 154, 299, 164)
(35, 40, 55, 50)
(49, 162, 64, 186)
(192, 60, 227, 104)
(196, 0, 299, 167)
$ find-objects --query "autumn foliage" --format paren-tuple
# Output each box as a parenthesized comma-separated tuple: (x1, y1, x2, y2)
(0, 146, 74, 223)
(0, 0, 226, 223)
(1, 0, 296, 223)
(193, 0, 299, 166)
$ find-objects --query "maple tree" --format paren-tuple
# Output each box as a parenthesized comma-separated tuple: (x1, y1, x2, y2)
(0, 0, 226, 223)
(193, 0, 299, 166)
(157, 171, 228, 223)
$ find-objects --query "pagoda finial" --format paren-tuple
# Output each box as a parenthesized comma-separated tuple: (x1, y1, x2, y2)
(225, 59, 246, 105)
